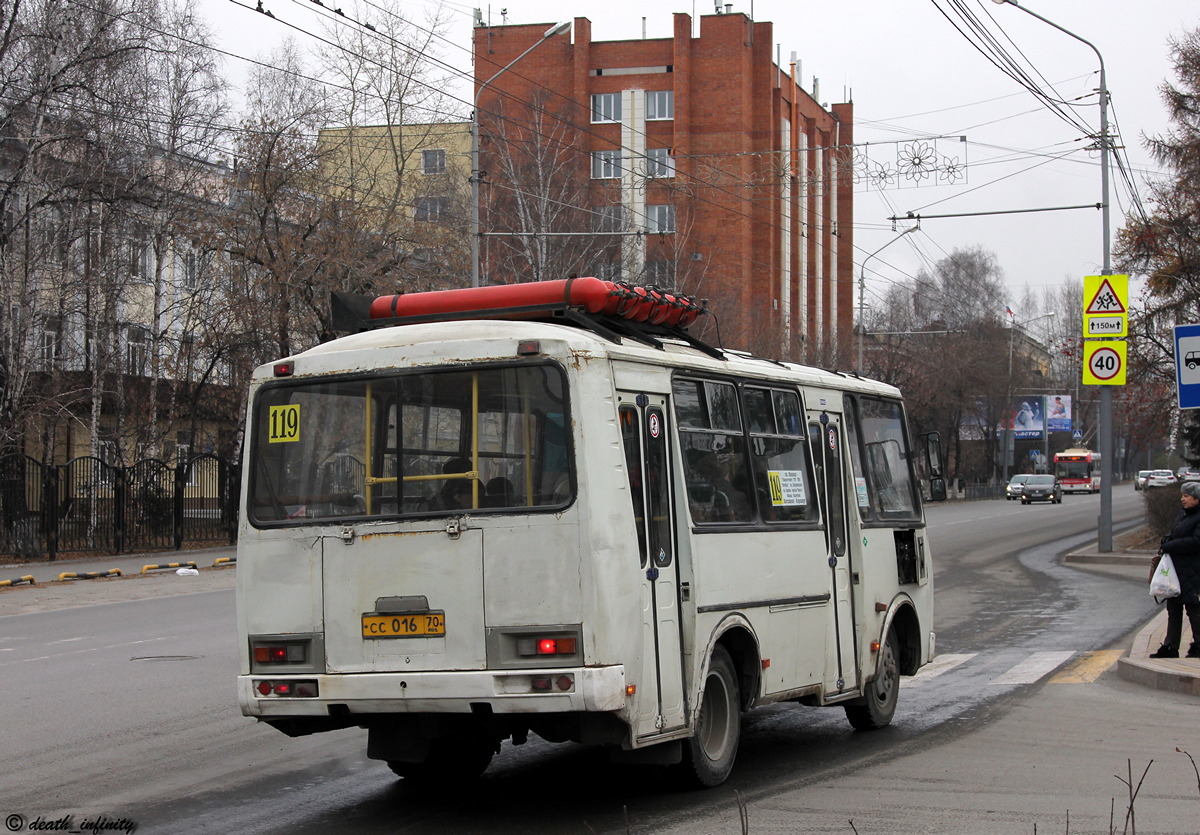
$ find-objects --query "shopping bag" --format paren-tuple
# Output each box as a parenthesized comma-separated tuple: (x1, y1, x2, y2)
(1150, 553, 1181, 599)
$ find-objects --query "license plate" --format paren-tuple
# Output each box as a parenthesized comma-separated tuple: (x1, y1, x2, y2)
(362, 611, 446, 639)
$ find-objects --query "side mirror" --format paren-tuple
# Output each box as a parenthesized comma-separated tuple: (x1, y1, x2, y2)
(922, 431, 944, 479)
(928, 477, 947, 502)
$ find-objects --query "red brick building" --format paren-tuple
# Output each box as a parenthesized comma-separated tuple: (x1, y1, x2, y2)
(473, 12, 854, 363)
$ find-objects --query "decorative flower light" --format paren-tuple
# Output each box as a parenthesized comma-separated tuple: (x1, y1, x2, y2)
(939, 156, 964, 184)
(898, 141, 938, 182)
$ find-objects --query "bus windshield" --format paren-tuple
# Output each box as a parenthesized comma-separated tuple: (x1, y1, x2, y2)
(249, 364, 571, 524)
(1056, 461, 1090, 479)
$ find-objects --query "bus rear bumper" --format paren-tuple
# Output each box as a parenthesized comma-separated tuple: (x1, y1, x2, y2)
(239, 665, 628, 717)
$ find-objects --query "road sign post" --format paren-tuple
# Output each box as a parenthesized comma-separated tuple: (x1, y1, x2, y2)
(1082, 276, 1127, 554)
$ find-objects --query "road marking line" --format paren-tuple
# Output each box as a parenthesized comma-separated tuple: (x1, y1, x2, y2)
(990, 650, 1076, 685)
(902, 653, 977, 687)
(1047, 649, 1124, 683)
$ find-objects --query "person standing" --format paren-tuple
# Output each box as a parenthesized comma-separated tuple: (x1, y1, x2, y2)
(1150, 480, 1200, 658)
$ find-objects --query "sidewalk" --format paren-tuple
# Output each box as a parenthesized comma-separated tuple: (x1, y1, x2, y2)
(1, 544, 237, 586)
(1066, 542, 1200, 697)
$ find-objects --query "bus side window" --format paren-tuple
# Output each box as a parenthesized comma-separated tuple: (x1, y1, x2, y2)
(850, 396, 920, 521)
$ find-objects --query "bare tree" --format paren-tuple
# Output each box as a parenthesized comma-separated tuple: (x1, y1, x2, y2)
(862, 246, 1014, 482)
(121, 0, 231, 461)
(0, 0, 157, 463)
(481, 91, 606, 284)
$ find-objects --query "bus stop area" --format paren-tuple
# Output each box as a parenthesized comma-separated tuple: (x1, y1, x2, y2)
(1065, 541, 1200, 696)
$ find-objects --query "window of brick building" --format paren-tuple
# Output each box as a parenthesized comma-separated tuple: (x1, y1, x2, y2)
(644, 260, 675, 287)
(646, 148, 675, 178)
(591, 93, 621, 123)
(591, 150, 622, 179)
(592, 204, 625, 232)
(646, 90, 674, 120)
(646, 204, 675, 233)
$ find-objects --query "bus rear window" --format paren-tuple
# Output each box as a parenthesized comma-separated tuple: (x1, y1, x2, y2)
(250, 364, 571, 524)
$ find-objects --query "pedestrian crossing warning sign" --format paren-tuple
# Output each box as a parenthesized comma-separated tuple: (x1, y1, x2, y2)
(1085, 276, 1126, 313)
(1083, 274, 1128, 338)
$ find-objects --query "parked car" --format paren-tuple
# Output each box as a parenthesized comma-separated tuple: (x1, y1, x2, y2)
(1134, 470, 1152, 491)
(1006, 474, 1031, 500)
(1146, 470, 1178, 488)
(1020, 474, 1063, 504)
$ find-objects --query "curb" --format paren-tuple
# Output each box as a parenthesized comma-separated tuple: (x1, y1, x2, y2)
(0, 575, 36, 588)
(141, 561, 199, 574)
(56, 569, 124, 581)
(1117, 610, 1200, 697)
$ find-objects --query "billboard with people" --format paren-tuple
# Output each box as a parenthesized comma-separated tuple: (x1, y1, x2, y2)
(1046, 395, 1072, 432)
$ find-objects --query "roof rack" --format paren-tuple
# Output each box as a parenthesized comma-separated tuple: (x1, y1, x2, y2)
(330, 278, 725, 359)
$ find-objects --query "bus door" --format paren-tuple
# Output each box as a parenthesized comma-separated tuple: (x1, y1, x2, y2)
(809, 413, 859, 695)
(619, 394, 686, 738)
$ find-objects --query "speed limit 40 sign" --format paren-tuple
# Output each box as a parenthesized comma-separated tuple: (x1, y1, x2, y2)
(1082, 340, 1127, 385)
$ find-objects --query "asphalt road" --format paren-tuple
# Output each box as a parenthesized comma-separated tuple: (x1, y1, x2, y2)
(3, 489, 1197, 833)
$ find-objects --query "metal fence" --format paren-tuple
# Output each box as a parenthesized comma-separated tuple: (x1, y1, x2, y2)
(0, 453, 239, 562)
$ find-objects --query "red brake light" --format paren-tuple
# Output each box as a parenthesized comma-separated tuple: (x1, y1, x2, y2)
(537, 639, 557, 655)
(273, 362, 293, 376)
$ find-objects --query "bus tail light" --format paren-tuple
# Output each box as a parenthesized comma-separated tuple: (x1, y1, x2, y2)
(255, 680, 319, 697)
(530, 675, 574, 692)
(516, 634, 577, 658)
(253, 642, 307, 664)
(249, 634, 323, 673)
(488, 625, 582, 668)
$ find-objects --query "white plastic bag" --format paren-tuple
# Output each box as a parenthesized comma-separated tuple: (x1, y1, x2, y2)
(1150, 553, 1181, 599)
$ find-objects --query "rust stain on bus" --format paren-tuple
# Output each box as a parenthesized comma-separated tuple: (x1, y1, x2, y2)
(359, 530, 436, 541)
(569, 349, 597, 370)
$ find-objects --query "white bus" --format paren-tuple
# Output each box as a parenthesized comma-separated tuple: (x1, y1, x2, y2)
(237, 279, 943, 787)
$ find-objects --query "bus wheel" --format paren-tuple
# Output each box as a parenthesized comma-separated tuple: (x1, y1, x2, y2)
(844, 628, 899, 731)
(387, 736, 494, 783)
(679, 645, 741, 788)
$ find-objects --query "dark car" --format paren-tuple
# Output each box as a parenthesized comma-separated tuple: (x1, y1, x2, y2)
(1021, 474, 1062, 504)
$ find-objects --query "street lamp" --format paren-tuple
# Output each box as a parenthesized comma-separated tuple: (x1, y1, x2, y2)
(470, 21, 571, 288)
(857, 225, 919, 374)
(989, 2, 1114, 550)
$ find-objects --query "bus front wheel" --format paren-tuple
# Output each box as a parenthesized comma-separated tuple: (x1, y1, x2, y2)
(679, 645, 741, 788)
(844, 628, 900, 731)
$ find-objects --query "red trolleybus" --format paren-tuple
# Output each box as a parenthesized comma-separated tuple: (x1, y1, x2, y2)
(236, 279, 945, 787)
(1054, 448, 1101, 493)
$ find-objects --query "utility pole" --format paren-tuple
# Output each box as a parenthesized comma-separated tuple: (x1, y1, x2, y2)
(991, 0, 1114, 550)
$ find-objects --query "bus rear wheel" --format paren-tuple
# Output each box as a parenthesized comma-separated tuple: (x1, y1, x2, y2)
(679, 645, 740, 788)
(844, 628, 899, 731)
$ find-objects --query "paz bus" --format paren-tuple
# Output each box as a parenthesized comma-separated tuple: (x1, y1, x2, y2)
(236, 278, 944, 787)
(1053, 448, 1101, 493)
